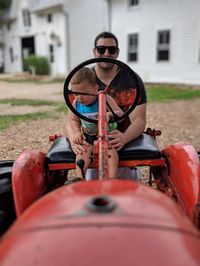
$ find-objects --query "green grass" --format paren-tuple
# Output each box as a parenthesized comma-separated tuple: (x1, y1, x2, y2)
(0, 85, 200, 131)
(146, 84, 200, 102)
(0, 112, 56, 131)
(0, 77, 65, 84)
(0, 98, 68, 131)
(55, 103, 68, 112)
(0, 98, 57, 106)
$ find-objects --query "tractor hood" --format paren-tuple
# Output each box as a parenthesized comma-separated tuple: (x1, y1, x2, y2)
(0, 180, 200, 265)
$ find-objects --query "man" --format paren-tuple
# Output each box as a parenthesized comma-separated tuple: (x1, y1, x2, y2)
(66, 32, 147, 179)
(93, 32, 147, 151)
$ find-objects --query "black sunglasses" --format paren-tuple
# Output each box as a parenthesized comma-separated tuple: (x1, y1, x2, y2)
(95, 46, 118, 55)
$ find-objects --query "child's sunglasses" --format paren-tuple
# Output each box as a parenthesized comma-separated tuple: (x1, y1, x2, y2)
(95, 46, 118, 55)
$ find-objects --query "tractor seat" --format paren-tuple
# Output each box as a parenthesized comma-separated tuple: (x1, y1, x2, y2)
(46, 133, 161, 164)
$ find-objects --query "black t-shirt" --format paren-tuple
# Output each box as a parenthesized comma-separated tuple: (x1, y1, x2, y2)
(95, 68, 147, 131)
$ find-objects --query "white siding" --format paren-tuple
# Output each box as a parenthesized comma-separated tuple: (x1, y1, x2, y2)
(111, 0, 200, 85)
(3, 19, 22, 73)
(64, 0, 108, 70)
(33, 11, 67, 75)
(1, 0, 108, 76)
(3, 0, 199, 84)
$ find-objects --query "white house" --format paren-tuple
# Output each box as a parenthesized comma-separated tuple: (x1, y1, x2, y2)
(0, 0, 108, 76)
(1, 0, 200, 85)
(110, 0, 200, 85)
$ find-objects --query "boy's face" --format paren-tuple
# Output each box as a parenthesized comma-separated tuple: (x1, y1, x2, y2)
(72, 80, 98, 105)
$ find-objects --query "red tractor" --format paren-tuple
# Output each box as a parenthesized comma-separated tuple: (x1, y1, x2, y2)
(0, 58, 199, 265)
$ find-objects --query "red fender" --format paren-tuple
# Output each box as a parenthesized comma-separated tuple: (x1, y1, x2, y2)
(12, 150, 46, 217)
(162, 142, 200, 221)
(0, 180, 200, 265)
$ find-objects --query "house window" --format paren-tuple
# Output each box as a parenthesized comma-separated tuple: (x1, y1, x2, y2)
(128, 33, 138, 62)
(47, 14, 52, 23)
(49, 44, 54, 63)
(22, 9, 31, 27)
(9, 47, 14, 63)
(157, 30, 170, 61)
(129, 0, 139, 6)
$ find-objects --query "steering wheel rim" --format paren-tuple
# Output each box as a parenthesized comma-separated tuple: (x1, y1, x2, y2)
(64, 57, 141, 124)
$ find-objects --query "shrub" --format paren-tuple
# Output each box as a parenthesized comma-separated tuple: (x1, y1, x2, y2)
(23, 55, 50, 75)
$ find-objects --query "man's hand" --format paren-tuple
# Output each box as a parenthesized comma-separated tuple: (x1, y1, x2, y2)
(108, 129, 126, 151)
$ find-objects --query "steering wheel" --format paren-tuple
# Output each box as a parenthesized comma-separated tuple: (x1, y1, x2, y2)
(64, 57, 141, 124)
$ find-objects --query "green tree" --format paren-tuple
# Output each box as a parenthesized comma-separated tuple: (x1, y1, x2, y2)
(0, 0, 11, 15)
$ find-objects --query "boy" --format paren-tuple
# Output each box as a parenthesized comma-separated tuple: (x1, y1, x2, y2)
(69, 67, 123, 180)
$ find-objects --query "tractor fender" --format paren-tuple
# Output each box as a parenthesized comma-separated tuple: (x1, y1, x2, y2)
(12, 150, 46, 217)
(162, 142, 200, 220)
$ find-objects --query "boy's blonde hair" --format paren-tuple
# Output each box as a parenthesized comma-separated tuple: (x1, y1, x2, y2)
(71, 67, 97, 85)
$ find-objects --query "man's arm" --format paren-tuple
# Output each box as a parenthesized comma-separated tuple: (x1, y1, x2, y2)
(108, 103, 147, 151)
(123, 103, 146, 143)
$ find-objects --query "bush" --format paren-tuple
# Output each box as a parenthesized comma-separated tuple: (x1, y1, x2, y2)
(23, 55, 50, 75)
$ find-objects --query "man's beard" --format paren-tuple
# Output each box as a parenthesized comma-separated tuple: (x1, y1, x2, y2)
(97, 61, 116, 71)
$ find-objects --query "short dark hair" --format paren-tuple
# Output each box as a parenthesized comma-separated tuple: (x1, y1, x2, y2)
(94, 31, 119, 47)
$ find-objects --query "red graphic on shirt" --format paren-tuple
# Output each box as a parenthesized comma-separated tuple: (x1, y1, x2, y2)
(107, 87, 136, 110)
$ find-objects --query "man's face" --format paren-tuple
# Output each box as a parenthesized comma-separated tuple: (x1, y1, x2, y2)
(93, 37, 119, 70)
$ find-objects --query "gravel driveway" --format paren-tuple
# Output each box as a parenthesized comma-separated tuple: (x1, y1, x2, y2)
(0, 80, 199, 160)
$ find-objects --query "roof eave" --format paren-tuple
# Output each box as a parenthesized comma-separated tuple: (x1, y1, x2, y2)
(31, 4, 63, 14)
(0, 9, 16, 24)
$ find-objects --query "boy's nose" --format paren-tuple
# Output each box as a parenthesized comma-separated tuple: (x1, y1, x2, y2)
(78, 95, 83, 101)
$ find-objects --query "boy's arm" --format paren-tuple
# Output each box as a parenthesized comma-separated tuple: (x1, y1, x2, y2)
(66, 102, 89, 154)
(68, 103, 81, 134)
(106, 95, 124, 117)
(66, 110, 75, 141)
(66, 101, 81, 141)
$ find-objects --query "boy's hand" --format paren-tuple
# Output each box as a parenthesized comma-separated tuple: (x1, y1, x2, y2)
(106, 111, 113, 121)
(71, 142, 89, 155)
(69, 133, 89, 155)
(106, 110, 123, 122)
(73, 132, 85, 144)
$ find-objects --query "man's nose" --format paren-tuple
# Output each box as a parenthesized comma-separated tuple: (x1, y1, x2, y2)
(104, 48, 110, 56)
